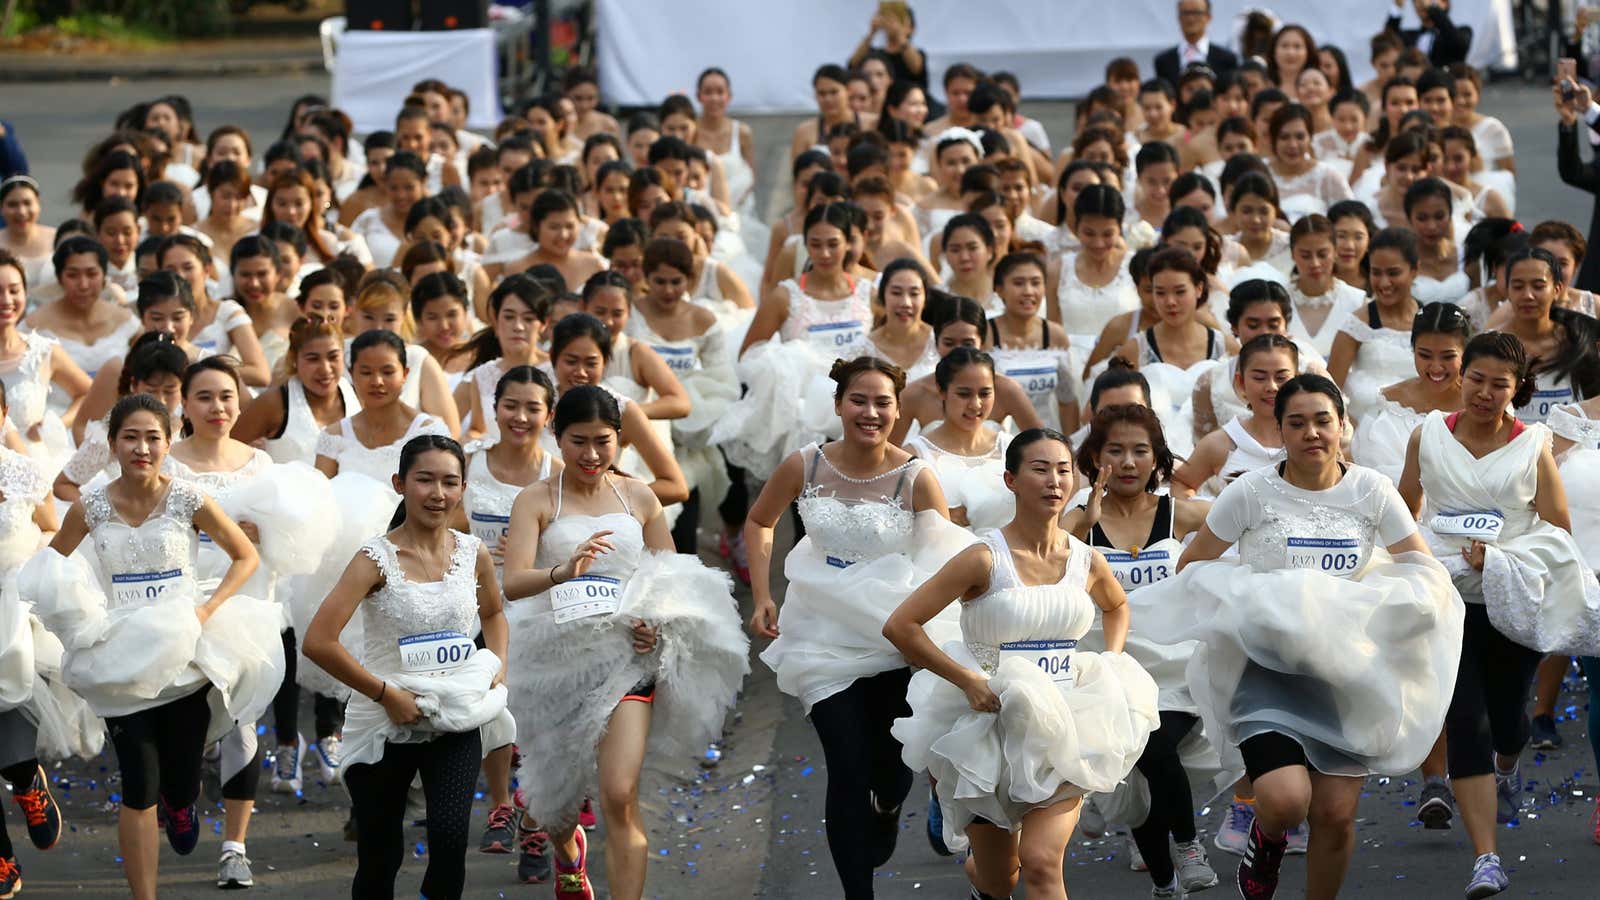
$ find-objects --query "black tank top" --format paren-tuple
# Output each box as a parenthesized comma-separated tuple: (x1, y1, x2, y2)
(1083, 494, 1176, 551)
(1144, 327, 1215, 364)
(988, 318, 1051, 349)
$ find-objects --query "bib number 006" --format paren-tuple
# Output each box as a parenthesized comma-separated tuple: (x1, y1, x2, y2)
(550, 575, 624, 624)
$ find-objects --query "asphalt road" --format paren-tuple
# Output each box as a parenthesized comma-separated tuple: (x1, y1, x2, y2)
(4, 75, 1600, 898)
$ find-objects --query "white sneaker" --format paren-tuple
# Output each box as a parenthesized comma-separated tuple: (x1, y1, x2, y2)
(270, 736, 304, 794)
(1120, 827, 1147, 872)
(313, 736, 342, 785)
(1213, 801, 1253, 856)
(1079, 797, 1106, 838)
(1174, 839, 1219, 891)
(217, 848, 254, 888)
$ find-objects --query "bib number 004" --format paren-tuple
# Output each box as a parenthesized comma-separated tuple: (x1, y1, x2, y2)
(999, 639, 1077, 686)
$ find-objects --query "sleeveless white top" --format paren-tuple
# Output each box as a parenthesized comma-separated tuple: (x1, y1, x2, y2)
(262, 376, 358, 465)
(777, 277, 874, 354)
(32, 316, 139, 378)
(315, 412, 449, 484)
(0, 448, 47, 569)
(1055, 253, 1139, 345)
(462, 443, 551, 574)
(961, 529, 1095, 674)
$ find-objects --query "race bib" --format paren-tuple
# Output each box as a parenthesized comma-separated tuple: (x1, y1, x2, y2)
(1002, 363, 1058, 400)
(825, 555, 852, 569)
(1519, 386, 1575, 423)
(650, 344, 698, 374)
(806, 320, 866, 354)
(1285, 537, 1361, 575)
(1431, 509, 1504, 543)
(550, 574, 623, 624)
(1100, 549, 1173, 592)
(999, 639, 1077, 685)
(110, 569, 185, 609)
(397, 630, 475, 676)
(468, 511, 510, 549)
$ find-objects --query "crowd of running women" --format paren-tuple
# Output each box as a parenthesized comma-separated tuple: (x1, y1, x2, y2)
(1, 1, 1599, 898)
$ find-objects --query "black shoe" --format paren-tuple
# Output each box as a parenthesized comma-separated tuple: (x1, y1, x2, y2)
(868, 790, 902, 867)
(1416, 780, 1455, 830)
(1236, 820, 1286, 899)
(160, 798, 200, 856)
(1530, 714, 1563, 750)
(925, 787, 952, 857)
(516, 821, 553, 884)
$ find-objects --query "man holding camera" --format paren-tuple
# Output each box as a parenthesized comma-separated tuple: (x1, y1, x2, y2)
(1556, 67, 1600, 291)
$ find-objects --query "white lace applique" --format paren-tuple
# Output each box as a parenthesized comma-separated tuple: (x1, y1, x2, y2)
(357, 532, 483, 676)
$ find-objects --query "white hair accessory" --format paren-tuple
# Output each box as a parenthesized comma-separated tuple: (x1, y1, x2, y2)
(932, 126, 984, 158)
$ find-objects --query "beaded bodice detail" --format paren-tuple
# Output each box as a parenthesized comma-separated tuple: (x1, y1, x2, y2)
(1056, 252, 1139, 337)
(1232, 472, 1382, 575)
(0, 448, 47, 567)
(0, 331, 53, 430)
(962, 529, 1095, 674)
(795, 443, 920, 564)
(778, 278, 873, 345)
(316, 413, 448, 484)
(83, 479, 205, 608)
(357, 532, 482, 676)
(1548, 404, 1600, 450)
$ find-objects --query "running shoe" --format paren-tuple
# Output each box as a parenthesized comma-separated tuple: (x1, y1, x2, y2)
(478, 803, 516, 854)
(160, 797, 201, 856)
(12, 765, 62, 850)
(517, 821, 552, 884)
(0, 857, 19, 900)
(1284, 822, 1308, 855)
(717, 530, 734, 561)
(925, 786, 951, 856)
(1151, 878, 1182, 899)
(1494, 766, 1520, 825)
(1464, 852, 1509, 899)
(552, 826, 592, 899)
(1119, 827, 1146, 871)
(1214, 801, 1254, 856)
(1590, 796, 1600, 846)
(868, 790, 902, 867)
(1417, 780, 1455, 830)
(1175, 838, 1219, 891)
(1236, 820, 1286, 900)
(270, 737, 304, 795)
(1529, 714, 1562, 750)
(1078, 797, 1106, 838)
(578, 797, 596, 830)
(313, 736, 343, 785)
(217, 848, 254, 889)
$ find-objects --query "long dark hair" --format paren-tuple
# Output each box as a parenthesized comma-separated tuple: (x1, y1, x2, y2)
(1075, 404, 1174, 492)
(552, 384, 622, 438)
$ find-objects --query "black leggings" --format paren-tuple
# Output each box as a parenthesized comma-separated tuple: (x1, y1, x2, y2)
(1130, 711, 1200, 886)
(273, 629, 344, 743)
(344, 729, 482, 900)
(106, 686, 212, 811)
(808, 667, 914, 900)
(717, 451, 748, 529)
(1445, 602, 1545, 778)
(221, 726, 263, 802)
(0, 759, 41, 859)
(672, 487, 701, 553)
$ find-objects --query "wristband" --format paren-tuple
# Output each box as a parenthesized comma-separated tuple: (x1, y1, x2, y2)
(375, 682, 387, 703)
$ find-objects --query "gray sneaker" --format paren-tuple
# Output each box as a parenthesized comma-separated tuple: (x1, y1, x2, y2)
(1175, 838, 1219, 891)
(1495, 766, 1520, 825)
(217, 849, 253, 889)
(1417, 780, 1455, 829)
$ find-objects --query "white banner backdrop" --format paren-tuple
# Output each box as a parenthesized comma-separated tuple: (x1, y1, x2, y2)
(333, 29, 502, 133)
(596, 0, 1513, 113)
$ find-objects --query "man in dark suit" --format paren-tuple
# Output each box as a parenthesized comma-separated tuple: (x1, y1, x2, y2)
(1385, 0, 1473, 68)
(1556, 80, 1600, 291)
(1154, 0, 1239, 87)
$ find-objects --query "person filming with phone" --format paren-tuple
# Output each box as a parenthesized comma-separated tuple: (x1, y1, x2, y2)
(1555, 55, 1600, 292)
(849, 2, 929, 94)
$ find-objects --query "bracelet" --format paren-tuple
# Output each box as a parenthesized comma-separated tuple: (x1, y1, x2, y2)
(375, 682, 387, 703)
(550, 564, 562, 585)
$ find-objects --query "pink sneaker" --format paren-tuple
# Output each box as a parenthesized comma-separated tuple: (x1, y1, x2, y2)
(578, 797, 596, 830)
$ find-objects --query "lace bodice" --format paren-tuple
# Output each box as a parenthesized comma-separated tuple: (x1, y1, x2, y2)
(357, 532, 482, 677)
(795, 443, 922, 564)
(84, 479, 206, 608)
(1548, 404, 1600, 452)
(262, 376, 355, 466)
(962, 529, 1095, 674)
(1287, 279, 1366, 358)
(1336, 314, 1415, 390)
(0, 447, 47, 567)
(1214, 466, 1405, 577)
(316, 413, 448, 484)
(1271, 161, 1354, 210)
(777, 278, 873, 355)
(166, 448, 273, 502)
(0, 331, 54, 430)
(34, 316, 138, 378)
(1056, 253, 1139, 339)
(463, 445, 550, 556)
(628, 313, 729, 377)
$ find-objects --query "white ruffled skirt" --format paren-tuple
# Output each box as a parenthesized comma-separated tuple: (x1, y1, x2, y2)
(1137, 553, 1465, 777)
(673, 368, 739, 509)
(710, 337, 834, 480)
(341, 651, 514, 769)
(508, 552, 749, 829)
(22, 550, 285, 744)
(891, 645, 1157, 851)
(0, 575, 104, 763)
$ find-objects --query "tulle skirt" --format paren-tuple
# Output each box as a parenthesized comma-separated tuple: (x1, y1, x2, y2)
(891, 644, 1157, 850)
(760, 514, 977, 713)
(342, 651, 514, 769)
(22, 550, 285, 744)
(0, 575, 104, 762)
(710, 337, 833, 480)
(284, 472, 393, 700)
(509, 552, 749, 829)
(1136, 552, 1465, 777)
(673, 369, 739, 509)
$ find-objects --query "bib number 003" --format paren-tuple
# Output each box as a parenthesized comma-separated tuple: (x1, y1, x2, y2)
(1286, 537, 1361, 575)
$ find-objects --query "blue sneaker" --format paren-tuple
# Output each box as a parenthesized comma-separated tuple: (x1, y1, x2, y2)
(1215, 800, 1254, 856)
(160, 797, 200, 856)
(925, 787, 951, 856)
(1495, 766, 1520, 825)
(1465, 852, 1509, 898)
